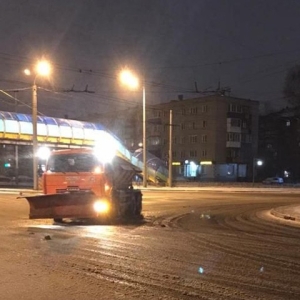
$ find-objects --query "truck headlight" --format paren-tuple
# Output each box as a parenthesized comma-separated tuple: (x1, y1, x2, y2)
(93, 200, 109, 214)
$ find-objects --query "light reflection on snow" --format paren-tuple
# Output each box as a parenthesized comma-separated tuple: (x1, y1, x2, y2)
(200, 214, 211, 219)
(28, 224, 65, 230)
(26, 223, 117, 239)
(82, 226, 116, 238)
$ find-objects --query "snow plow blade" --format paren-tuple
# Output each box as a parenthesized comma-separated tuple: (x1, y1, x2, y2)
(22, 192, 100, 219)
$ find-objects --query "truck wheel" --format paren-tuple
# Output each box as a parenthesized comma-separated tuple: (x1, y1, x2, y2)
(134, 196, 142, 216)
(123, 203, 134, 218)
(54, 218, 63, 223)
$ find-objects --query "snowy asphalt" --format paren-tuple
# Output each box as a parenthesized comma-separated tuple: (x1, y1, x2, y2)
(1, 185, 300, 224)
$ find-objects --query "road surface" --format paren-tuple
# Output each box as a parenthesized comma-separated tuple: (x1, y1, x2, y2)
(1, 190, 300, 299)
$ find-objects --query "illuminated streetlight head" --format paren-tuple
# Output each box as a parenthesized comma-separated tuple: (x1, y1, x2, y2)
(36, 60, 51, 76)
(24, 69, 31, 76)
(119, 69, 139, 89)
(257, 160, 263, 166)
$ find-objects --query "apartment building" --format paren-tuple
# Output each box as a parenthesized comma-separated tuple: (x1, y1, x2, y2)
(259, 106, 300, 181)
(147, 94, 259, 181)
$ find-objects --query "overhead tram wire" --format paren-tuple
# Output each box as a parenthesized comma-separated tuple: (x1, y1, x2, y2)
(3, 50, 300, 112)
(1, 48, 300, 78)
(0, 88, 45, 114)
(237, 58, 300, 85)
(1, 80, 154, 114)
(0, 68, 227, 114)
(0, 50, 299, 101)
(37, 78, 221, 114)
(39, 85, 145, 107)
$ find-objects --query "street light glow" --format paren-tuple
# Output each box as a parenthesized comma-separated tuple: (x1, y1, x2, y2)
(24, 69, 31, 76)
(35, 60, 51, 77)
(119, 69, 139, 89)
(252, 158, 264, 186)
(257, 160, 263, 166)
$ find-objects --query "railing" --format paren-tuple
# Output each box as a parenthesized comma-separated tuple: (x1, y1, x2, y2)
(115, 141, 168, 184)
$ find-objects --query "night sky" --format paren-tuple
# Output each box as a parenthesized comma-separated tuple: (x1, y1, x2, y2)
(1, 0, 300, 119)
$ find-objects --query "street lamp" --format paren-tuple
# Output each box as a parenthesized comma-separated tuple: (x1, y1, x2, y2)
(24, 60, 51, 190)
(252, 158, 263, 186)
(119, 69, 147, 187)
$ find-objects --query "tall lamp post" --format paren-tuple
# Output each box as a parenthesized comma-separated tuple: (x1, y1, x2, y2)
(120, 70, 147, 187)
(252, 158, 263, 186)
(24, 60, 51, 190)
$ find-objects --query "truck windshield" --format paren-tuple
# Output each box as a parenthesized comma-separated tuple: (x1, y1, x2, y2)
(47, 153, 100, 173)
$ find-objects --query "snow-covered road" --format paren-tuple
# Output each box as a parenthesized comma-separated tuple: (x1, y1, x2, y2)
(1, 190, 300, 299)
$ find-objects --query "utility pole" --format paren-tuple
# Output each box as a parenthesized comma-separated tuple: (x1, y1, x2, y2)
(168, 110, 173, 187)
(252, 158, 256, 187)
(32, 83, 38, 190)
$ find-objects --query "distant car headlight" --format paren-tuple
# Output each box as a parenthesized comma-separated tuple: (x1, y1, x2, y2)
(93, 200, 110, 214)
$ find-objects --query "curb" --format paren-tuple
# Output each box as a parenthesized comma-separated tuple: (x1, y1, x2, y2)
(136, 187, 300, 193)
(0, 188, 42, 195)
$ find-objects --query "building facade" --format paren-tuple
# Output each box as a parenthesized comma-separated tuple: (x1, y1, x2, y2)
(259, 106, 300, 182)
(147, 95, 259, 181)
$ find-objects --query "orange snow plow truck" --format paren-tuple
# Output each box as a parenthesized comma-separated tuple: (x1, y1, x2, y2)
(23, 148, 142, 222)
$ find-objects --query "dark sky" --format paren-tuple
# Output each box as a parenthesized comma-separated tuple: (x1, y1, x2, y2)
(1, 0, 300, 118)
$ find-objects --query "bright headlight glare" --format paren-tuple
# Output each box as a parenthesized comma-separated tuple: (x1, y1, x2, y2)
(94, 131, 117, 163)
(93, 200, 109, 214)
(94, 166, 103, 174)
(104, 184, 110, 192)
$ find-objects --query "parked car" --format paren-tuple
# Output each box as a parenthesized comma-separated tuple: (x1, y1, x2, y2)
(11, 175, 33, 186)
(0, 175, 12, 185)
(262, 177, 284, 184)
